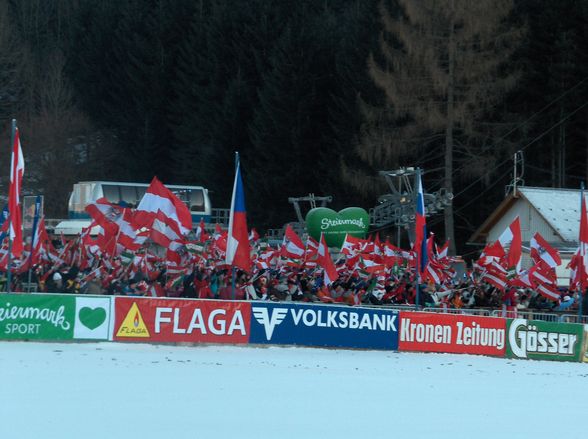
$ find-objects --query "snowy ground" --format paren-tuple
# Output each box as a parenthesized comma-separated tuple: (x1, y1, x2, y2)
(0, 342, 586, 439)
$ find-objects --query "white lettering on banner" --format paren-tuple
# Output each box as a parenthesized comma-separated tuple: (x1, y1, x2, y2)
(173, 308, 185, 334)
(321, 218, 365, 230)
(209, 309, 226, 335)
(401, 318, 452, 344)
(154, 307, 246, 336)
(187, 309, 206, 334)
(227, 312, 245, 335)
(155, 307, 172, 333)
(252, 306, 396, 341)
(4, 323, 41, 334)
(401, 318, 505, 350)
(455, 321, 505, 350)
(0, 302, 70, 330)
(302, 310, 316, 326)
(509, 319, 577, 358)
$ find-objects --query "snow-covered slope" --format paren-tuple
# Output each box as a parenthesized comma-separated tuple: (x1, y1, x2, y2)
(0, 342, 586, 439)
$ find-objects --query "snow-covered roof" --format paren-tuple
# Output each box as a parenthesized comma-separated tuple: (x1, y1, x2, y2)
(54, 220, 101, 236)
(518, 187, 582, 242)
(469, 186, 585, 244)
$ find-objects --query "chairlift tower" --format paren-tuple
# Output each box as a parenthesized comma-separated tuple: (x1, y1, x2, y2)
(287, 194, 332, 236)
(369, 167, 452, 244)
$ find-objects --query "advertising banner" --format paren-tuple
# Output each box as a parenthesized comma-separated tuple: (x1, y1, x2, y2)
(0, 294, 111, 341)
(113, 297, 250, 344)
(73, 296, 112, 341)
(305, 207, 369, 248)
(0, 294, 74, 340)
(582, 325, 588, 364)
(249, 302, 398, 350)
(507, 319, 582, 362)
(398, 312, 506, 356)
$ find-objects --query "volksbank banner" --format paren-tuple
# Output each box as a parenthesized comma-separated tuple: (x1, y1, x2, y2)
(249, 302, 398, 350)
(0, 294, 111, 341)
(507, 319, 582, 362)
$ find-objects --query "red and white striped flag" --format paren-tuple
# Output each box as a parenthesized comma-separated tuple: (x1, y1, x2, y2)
(579, 192, 588, 290)
(196, 218, 209, 243)
(497, 217, 522, 274)
(340, 234, 366, 257)
(530, 232, 561, 269)
(317, 233, 338, 285)
(134, 176, 193, 236)
(281, 225, 305, 259)
(8, 126, 24, 257)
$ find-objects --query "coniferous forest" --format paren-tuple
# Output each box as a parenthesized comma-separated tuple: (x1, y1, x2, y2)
(0, 0, 587, 255)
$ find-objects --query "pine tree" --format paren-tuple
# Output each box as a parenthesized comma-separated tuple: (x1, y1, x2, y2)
(512, 0, 588, 189)
(248, 13, 341, 229)
(359, 0, 522, 254)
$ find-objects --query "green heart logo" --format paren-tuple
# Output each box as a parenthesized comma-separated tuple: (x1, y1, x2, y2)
(306, 207, 369, 248)
(79, 307, 107, 330)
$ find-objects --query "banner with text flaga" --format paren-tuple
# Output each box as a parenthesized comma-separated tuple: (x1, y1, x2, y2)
(113, 296, 250, 344)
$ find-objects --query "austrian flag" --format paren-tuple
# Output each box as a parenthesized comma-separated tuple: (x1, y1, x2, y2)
(497, 216, 522, 274)
(8, 125, 24, 257)
(530, 232, 561, 268)
(281, 225, 305, 259)
(317, 233, 338, 285)
(134, 176, 193, 236)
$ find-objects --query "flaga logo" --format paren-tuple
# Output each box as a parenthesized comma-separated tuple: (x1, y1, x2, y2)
(252, 306, 397, 341)
(116, 302, 150, 337)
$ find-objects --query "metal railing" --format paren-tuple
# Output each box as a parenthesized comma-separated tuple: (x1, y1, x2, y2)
(363, 304, 586, 323)
(211, 208, 230, 227)
(560, 314, 588, 324)
(422, 307, 491, 316)
(490, 309, 579, 323)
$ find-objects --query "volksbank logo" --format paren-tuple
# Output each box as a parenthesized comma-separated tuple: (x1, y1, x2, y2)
(252, 306, 397, 341)
(252, 308, 288, 340)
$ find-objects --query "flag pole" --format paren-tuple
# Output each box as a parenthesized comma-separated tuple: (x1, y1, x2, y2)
(231, 151, 239, 300)
(6, 119, 16, 293)
(26, 195, 41, 293)
(415, 167, 421, 309)
(579, 181, 585, 318)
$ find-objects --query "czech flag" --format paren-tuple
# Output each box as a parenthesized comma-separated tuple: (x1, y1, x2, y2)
(226, 155, 251, 272)
(414, 172, 427, 275)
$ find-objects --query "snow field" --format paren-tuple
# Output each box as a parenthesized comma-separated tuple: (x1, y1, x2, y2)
(0, 342, 586, 439)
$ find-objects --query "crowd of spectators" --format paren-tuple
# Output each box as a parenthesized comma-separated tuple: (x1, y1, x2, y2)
(5, 258, 581, 315)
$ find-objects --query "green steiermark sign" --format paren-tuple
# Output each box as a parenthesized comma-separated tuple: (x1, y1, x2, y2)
(0, 294, 75, 340)
(306, 207, 369, 248)
(507, 319, 583, 362)
(0, 294, 112, 341)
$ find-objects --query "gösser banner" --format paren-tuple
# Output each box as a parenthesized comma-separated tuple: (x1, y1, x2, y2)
(248, 302, 399, 350)
(113, 297, 251, 344)
(507, 319, 582, 362)
(0, 293, 111, 341)
(398, 312, 506, 356)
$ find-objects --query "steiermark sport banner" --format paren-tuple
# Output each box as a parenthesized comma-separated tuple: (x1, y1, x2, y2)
(507, 318, 582, 362)
(0, 294, 112, 341)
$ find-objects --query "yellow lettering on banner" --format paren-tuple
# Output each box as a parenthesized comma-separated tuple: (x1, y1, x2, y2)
(116, 303, 150, 338)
